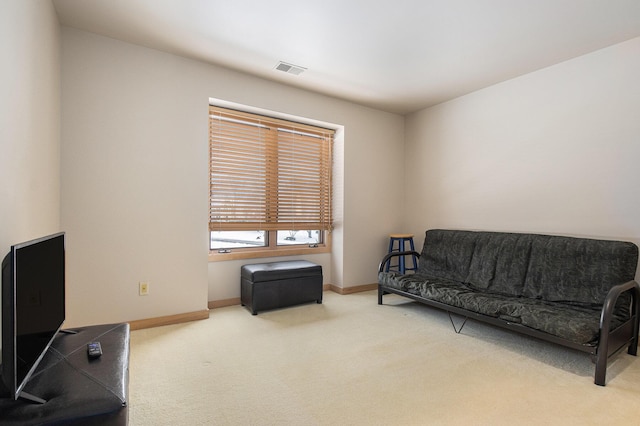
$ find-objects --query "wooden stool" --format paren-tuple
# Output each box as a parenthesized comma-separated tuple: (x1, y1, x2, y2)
(386, 233, 418, 274)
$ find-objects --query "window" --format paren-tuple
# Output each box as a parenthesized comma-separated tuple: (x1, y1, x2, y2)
(209, 106, 334, 258)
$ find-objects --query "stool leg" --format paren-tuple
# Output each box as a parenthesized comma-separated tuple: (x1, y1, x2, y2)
(399, 239, 406, 274)
(385, 238, 395, 272)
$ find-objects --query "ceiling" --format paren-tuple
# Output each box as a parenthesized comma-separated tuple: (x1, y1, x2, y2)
(52, 0, 640, 115)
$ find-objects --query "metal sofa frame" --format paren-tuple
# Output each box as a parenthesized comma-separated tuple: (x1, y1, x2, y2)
(378, 250, 640, 386)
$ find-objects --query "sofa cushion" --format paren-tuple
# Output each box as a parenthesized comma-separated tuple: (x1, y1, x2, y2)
(523, 235, 638, 305)
(465, 232, 533, 296)
(418, 230, 477, 282)
(419, 230, 638, 306)
(379, 270, 626, 345)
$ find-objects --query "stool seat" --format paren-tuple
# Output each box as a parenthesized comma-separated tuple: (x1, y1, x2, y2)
(389, 233, 414, 239)
(386, 234, 418, 274)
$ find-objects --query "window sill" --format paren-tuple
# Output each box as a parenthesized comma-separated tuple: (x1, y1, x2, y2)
(208, 245, 330, 262)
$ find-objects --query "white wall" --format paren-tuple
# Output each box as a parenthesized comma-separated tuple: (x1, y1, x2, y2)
(61, 28, 404, 326)
(0, 0, 61, 255)
(405, 37, 640, 259)
(6, 6, 637, 327)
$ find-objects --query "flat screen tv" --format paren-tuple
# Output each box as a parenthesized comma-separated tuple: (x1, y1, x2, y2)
(1, 232, 65, 403)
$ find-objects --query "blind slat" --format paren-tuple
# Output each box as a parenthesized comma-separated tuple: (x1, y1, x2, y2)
(209, 106, 333, 232)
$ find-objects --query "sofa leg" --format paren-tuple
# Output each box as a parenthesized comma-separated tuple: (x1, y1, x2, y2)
(594, 353, 607, 386)
(448, 312, 469, 334)
(628, 325, 639, 356)
(378, 287, 383, 305)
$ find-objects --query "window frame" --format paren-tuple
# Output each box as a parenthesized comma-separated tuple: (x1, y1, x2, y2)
(208, 105, 334, 261)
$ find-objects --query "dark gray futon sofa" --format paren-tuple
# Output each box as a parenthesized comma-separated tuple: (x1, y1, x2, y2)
(378, 229, 640, 385)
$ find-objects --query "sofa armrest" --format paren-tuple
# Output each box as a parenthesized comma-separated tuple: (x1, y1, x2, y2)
(378, 251, 421, 273)
(595, 280, 640, 385)
(600, 280, 640, 330)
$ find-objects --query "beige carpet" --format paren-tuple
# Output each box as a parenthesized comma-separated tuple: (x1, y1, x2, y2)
(129, 291, 640, 425)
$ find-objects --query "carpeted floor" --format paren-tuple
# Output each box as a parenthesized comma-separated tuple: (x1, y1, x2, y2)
(129, 291, 640, 425)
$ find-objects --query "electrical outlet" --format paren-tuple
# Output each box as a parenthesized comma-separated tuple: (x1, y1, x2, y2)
(139, 282, 149, 296)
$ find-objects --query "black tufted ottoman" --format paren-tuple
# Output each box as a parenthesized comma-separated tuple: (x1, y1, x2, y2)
(0, 323, 129, 425)
(241, 260, 323, 315)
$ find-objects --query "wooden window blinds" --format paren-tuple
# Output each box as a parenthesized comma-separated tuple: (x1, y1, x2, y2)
(209, 106, 334, 232)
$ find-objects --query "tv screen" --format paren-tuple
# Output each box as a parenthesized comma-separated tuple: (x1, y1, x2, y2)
(1, 232, 65, 403)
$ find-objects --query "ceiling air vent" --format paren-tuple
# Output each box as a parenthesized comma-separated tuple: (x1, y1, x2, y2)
(275, 61, 306, 75)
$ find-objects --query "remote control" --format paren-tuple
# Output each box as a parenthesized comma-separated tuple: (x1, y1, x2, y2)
(87, 342, 103, 359)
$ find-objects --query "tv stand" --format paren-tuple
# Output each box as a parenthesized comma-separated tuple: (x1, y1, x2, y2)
(16, 390, 46, 405)
(0, 323, 130, 425)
